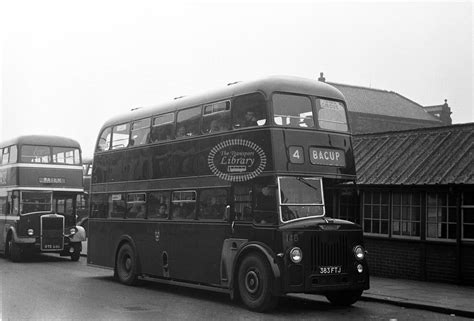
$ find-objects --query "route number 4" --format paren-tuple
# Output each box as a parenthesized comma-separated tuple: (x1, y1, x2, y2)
(289, 146, 304, 164)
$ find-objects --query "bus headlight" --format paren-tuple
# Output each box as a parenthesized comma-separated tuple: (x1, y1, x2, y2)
(353, 245, 365, 261)
(27, 229, 34, 236)
(289, 247, 303, 263)
(69, 228, 77, 235)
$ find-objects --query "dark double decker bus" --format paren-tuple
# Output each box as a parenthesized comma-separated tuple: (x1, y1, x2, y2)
(0, 135, 86, 261)
(88, 76, 369, 311)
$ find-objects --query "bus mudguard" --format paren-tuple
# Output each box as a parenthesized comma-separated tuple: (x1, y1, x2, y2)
(69, 225, 86, 243)
(114, 235, 142, 273)
(9, 227, 36, 244)
(227, 240, 282, 299)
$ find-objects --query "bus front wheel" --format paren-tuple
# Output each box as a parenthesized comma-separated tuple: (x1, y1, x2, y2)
(116, 243, 138, 285)
(7, 236, 22, 262)
(70, 243, 81, 262)
(237, 253, 278, 312)
(325, 289, 363, 306)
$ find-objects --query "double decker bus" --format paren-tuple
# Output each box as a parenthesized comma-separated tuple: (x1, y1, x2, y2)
(88, 76, 369, 312)
(0, 135, 86, 262)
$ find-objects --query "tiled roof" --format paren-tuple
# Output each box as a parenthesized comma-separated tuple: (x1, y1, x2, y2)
(329, 82, 440, 122)
(353, 123, 474, 185)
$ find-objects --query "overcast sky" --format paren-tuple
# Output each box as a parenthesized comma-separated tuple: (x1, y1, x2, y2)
(1, 0, 472, 157)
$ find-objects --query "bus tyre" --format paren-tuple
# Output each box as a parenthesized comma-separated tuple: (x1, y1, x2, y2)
(237, 253, 278, 312)
(116, 243, 138, 286)
(70, 243, 81, 262)
(325, 289, 363, 306)
(8, 238, 22, 262)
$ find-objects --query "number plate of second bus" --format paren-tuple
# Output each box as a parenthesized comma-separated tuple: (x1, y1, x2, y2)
(319, 266, 342, 274)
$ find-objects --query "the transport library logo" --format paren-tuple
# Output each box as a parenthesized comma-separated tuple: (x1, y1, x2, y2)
(208, 139, 267, 182)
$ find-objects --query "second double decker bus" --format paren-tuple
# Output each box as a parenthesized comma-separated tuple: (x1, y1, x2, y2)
(0, 135, 86, 262)
(88, 76, 369, 312)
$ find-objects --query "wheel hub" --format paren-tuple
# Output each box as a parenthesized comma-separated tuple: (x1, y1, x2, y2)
(124, 256, 132, 271)
(245, 270, 260, 294)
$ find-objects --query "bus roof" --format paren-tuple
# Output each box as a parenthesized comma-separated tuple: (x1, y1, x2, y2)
(100, 75, 346, 130)
(0, 135, 81, 149)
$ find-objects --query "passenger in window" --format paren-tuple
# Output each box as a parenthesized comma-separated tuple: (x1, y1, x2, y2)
(242, 111, 258, 127)
(254, 185, 277, 224)
(172, 203, 193, 219)
(135, 205, 146, 218)
(256, 186, 277, 211)
(203, 196, 223, 219)
(176, 125, 187, 138)
(209, 119, 223, 133)
(157, 203, 168, 218)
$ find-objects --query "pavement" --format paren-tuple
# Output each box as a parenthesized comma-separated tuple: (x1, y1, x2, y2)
(80, 240, 474, 318)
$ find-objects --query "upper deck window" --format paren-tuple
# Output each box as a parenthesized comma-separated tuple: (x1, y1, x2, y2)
(1, 145, 17, 165)
(97, 127, 112, 152)
(21, 145, 51, 163)
(151, 113, 175, 142)
(317, 99, 348, 132)
(202, 101, 231, 134)
(112, 123, 130, 150)
(176, 106, 201, 138)
(273, 94, 314, 128)
(232, 93, 267, 128)
(52, 147, 81, 165)
(130, 118, 151, 147)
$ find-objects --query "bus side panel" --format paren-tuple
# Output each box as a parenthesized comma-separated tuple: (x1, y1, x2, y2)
(87, 220, 116, 268)
(159, 221, 229, 286)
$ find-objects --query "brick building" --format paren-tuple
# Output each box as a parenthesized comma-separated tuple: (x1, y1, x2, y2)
(329, 124, 474, 285)
(318, 73, 472, 285)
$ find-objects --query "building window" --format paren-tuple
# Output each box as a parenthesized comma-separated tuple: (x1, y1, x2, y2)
(362, 191, 389, 235)
(462, 191, 474, 240)
(392, 192, 421, 238)
(426, 192, 457, 240)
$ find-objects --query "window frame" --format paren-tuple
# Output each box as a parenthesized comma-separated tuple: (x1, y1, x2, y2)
(425, 192, 457, 242)
(391, 192, 421, 240)
(272, 92, 315, 129)
(151, 112, 176, 143)
(176, 106, 202, 138)
(461, 191, 474, 241)
(130, 117, 151, 147)
(361, 190, 390, 237)
(171, 190, 197, 220)
(198, 188, 229, 221)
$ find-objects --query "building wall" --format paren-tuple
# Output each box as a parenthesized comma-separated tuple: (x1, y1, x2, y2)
(364, 237, 474, 285)
(333, 185, 474, 285)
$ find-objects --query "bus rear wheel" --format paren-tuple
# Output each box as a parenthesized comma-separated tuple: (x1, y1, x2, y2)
(237, 253, 278, 312)
(116, 243, 138, 285)
(325, 289, 363, 306)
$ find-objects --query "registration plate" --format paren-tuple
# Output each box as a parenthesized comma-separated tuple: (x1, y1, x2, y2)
(319, 266, 342, 274)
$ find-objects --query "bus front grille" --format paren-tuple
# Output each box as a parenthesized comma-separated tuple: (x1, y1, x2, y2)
(40, 215, 64, 251)
(311, 233, 348, 273)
